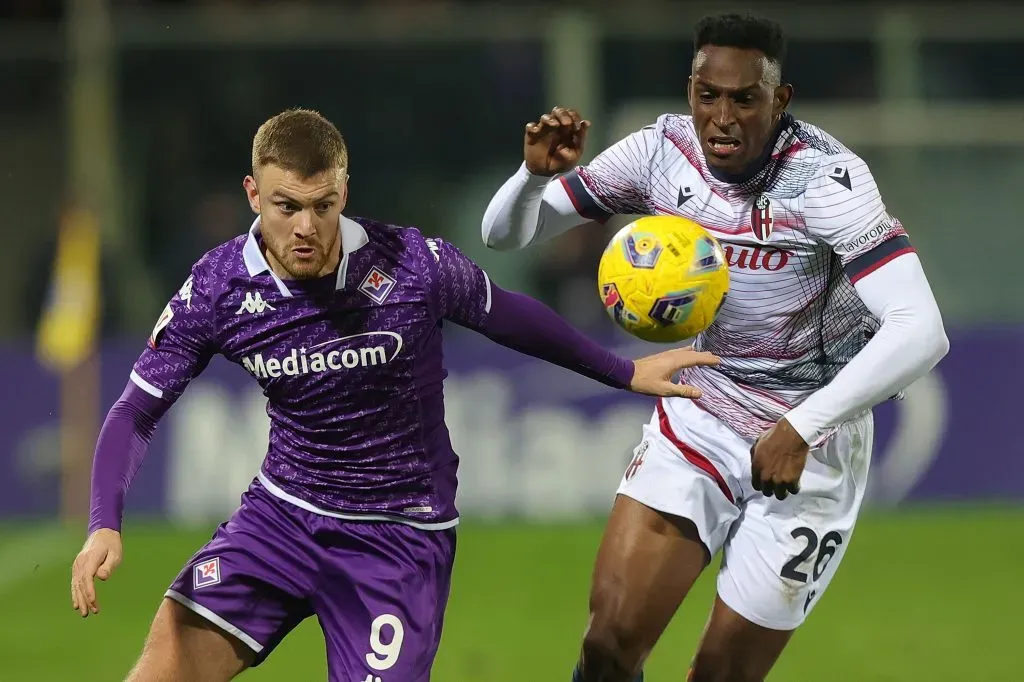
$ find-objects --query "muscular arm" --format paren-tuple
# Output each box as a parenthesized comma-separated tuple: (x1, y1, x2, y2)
(785, 253, 949, 445)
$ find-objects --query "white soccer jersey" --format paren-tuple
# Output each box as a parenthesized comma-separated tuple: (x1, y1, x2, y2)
(560, 113, 914, 442)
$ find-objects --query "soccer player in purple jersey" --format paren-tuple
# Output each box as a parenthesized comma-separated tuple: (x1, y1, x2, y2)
(68, 108, 719, 682)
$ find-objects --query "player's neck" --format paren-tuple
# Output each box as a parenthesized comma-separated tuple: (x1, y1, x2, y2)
(707, 113, 791, 185)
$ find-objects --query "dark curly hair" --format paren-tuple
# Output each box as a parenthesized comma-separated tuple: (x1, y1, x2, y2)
(693, 13, 786, 73)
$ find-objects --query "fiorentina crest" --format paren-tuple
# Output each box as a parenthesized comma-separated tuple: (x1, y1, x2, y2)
(749, 194, 774, 242)
(358, 267, 397, 304)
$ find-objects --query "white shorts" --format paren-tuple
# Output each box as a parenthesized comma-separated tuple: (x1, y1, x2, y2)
(616, 397, 873, 631)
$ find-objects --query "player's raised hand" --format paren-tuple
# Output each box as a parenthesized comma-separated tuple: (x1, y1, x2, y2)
(628, 346, 719, 398)
(70, 528, 123, 618)
(524, 106, 591, 176)
(750, 418, 810, 501)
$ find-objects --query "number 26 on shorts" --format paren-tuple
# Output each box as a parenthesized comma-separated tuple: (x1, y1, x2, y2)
(780, 527, 843, 584)
(365, 613, 405, 673)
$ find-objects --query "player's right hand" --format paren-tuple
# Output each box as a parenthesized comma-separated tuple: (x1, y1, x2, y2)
(628, 346, 720, 399)
(71, 528, 123, 618)
(524, 106, 591, 176)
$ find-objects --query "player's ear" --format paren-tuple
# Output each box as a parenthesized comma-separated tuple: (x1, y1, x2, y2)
(774, 83, 793, 116)
(242, 175, 261, 215)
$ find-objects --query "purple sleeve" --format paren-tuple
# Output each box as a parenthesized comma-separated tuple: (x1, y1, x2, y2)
(132, 266, 217, 401)
(88, 381, 171, 534)
(480, 286, 635, 388)
(424, 235, 634, 389)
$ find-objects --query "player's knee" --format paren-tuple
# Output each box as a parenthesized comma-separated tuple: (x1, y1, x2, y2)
(581, 589, 648, 677)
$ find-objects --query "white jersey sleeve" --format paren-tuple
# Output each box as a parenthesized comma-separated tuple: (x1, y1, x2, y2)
(786, 153, 948, 444)
(803, 153, 914, 283)
(481, 120, 662, 250)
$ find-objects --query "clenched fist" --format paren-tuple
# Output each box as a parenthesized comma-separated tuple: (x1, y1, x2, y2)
(524, 106, 591, 176)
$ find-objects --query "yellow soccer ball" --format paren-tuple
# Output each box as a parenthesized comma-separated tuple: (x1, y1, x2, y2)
(597, 215, 729, 343)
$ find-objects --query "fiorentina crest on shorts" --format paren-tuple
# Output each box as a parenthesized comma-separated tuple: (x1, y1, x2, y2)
(358, 267, 396, 304)
(749, 194, 774, 242)
(193, 557, 222, 589)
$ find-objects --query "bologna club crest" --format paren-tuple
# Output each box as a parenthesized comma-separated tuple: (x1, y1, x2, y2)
(750, 194, 774, 242)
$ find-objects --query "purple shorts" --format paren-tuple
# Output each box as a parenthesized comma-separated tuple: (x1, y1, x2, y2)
(165, 480, 456, 682)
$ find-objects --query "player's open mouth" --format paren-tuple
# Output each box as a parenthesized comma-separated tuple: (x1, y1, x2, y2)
(293, 246, 316, 259)
(707, 137, 741, 156)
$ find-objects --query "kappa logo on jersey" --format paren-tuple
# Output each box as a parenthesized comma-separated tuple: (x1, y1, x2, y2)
(425, 237, 442, 262)
(148, 303, 174, 349)
(178, 276, 194, 309)
(235, 291, 275, 315)
(827, 165, 852, 191)
(749, 194, 774, 242)
(358, 267, 396, 304)
(624, 440, 649, 481)
(241, 331, 403, 379)
(193, 557, 221, 589)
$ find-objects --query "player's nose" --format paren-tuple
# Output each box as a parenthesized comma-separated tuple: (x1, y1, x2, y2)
(293, 210, 316, 236)
(712, 99, 737, 130)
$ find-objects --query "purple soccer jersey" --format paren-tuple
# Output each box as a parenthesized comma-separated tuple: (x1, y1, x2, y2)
(93, 214, 636, 678)
(133, 216, 490, 528)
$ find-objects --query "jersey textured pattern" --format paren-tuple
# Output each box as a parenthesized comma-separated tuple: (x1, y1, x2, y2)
(561, 113, 912, 440)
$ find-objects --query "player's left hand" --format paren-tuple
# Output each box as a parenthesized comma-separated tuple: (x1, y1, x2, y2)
(628, 346, 720, 398)
(750, 418, 809, 500)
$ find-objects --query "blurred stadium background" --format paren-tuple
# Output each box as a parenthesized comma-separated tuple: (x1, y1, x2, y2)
(2, 1, 1022, 680)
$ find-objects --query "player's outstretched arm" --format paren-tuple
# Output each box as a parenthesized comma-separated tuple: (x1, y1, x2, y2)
(483, 285, 719, 397)
(429, 234, 717, 395)
(481, 108, 658, 250)
(71, 382, 170, 617)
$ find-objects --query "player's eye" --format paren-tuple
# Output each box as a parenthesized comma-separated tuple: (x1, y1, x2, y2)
(699, 92, 716, 104)
(277, 202, 297, 214)
(734, 94, 755, 105)
(316, 202, 334, 213)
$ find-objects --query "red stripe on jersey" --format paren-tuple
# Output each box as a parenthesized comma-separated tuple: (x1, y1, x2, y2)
(849, 246, 915, 283)
(656, 399, 736, 505)
(559, 175, 585, 215)
(845, 235, 916, 284)
(559, 173, 611, 223)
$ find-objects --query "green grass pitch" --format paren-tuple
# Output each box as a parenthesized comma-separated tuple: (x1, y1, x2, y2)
(1, 506, 1019, 681)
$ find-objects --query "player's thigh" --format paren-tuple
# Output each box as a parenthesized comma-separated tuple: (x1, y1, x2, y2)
(127, 597, 255, 682)
(588, 416, 741, 656)
(313, 521, 457, 682)
(163, 480, 317, 667)
(715, 412, 873, 632)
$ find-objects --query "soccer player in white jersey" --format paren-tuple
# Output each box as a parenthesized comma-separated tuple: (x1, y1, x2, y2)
(481, 13, 949, 682)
